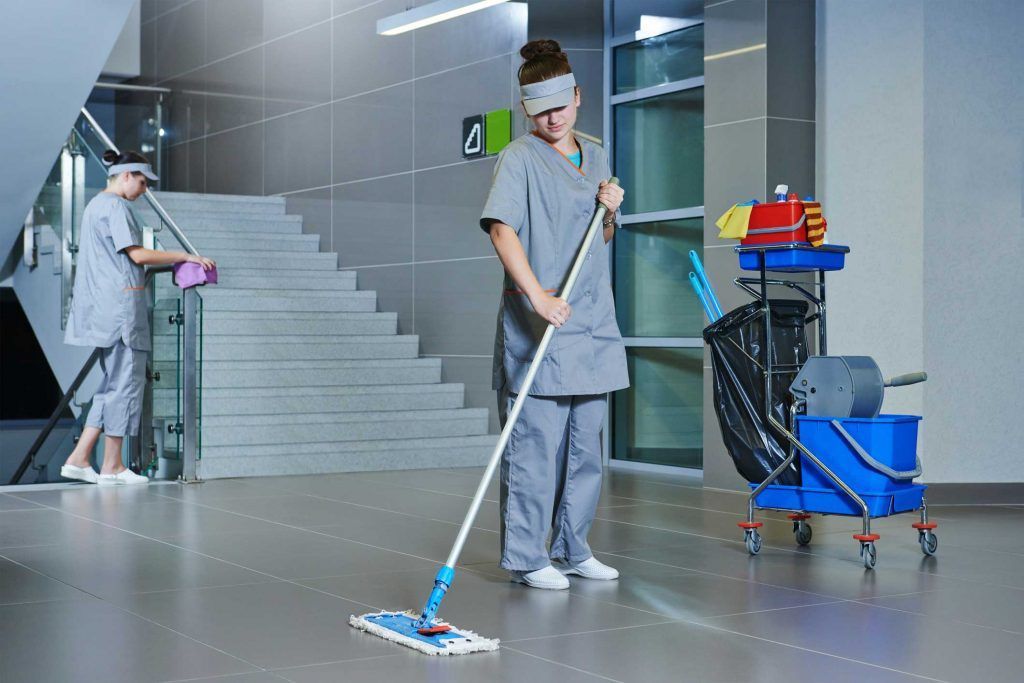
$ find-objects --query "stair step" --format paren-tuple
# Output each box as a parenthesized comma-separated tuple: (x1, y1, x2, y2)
(152, 311, 397, 336)
(148, 193, 286, 215)
(156, 290, 375, 312)
(158, 270, 357, 292)
(179, 252, 338, 271)
(193, 435, 497, 477)
(156, 286, 356, 299)
(153, 383, 465, 416)
(140, 213, 304, 233)
(196, 408, 489, 446)
(153, 357, 442, 388)
(162, 233, 320, 253)
(153, 336, 419, 361)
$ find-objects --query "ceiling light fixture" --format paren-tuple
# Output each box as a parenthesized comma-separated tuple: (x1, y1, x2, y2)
(377, 0, 510, 36)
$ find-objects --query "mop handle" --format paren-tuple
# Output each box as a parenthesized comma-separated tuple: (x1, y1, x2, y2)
(688, 250, 723, 319)
(688, 272, 716, 322)
(443, 178, 619, 569)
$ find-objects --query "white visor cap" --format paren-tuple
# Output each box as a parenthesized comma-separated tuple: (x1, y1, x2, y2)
(520, 73, 577, 116)
(108, 162, 159, 182)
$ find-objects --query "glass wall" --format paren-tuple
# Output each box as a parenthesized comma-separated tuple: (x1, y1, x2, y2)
(606, 6, 704, 471)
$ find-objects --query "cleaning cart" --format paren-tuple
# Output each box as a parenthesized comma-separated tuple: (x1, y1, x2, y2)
(703, 225, 937, 569)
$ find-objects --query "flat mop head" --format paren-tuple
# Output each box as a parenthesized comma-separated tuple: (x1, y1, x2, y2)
(349, 611, 499, 656)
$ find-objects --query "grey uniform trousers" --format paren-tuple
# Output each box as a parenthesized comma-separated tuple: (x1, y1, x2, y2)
(497, 388, 607, 571)
(85, 341, 147, 438)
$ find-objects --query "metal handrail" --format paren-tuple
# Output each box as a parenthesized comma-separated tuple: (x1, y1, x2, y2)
(9, 349, 101, 485)
(94, 82, 172, 94)
(78, 107, 198, 255)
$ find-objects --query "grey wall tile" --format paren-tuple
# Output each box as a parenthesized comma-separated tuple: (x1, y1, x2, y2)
(263, 105, 332, 195)
(332, 175, 413, 267)
(186, 138, 206, 193)
(333, 0, 374, 14)
(205, 123, 263, 195)
(704, 48, 766, 126)
(704, 0, 765, 56)
(765, 118, 814, 202)
(353, 264, 414, 334)
(414, 55, 512, 169)
(704, 118, 765, 243)
(414, 258, 504, 356)
(198, 47, 264, 135)
(164, 86, 206, 144)
(333, 83, 414, 184)
(528, 0, 603, 49)
(567, 49, 604, 143)
(264, 21, 331, 118)
(206, 0, 263, 63)
(413, 2, 526, 77)
(155, 0, 206, 80)
(168, 142, 189, 191)
(766, 0, 815, 121)
(332, 0, 413, 100)
(264, 0, 331, 41)
(141, 18, 157, 82)
(285, 187, 332, 250)
(439, 356, 499, 433)
(413, 159, 496, 262)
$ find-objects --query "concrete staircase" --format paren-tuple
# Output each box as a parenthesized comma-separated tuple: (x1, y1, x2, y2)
(141, 191, 494, 479)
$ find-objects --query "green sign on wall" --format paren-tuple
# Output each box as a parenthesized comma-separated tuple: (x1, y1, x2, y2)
(462, 108, 512, 159)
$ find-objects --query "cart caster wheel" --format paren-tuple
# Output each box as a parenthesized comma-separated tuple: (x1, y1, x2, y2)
(920, 531, 938, 556)
(745, 529, 762, 555)
(794, 522, 813, 547)
(860, 542, 877, 570)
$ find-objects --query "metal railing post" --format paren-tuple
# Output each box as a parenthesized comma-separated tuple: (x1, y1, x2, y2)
(180, 287, 200, 482)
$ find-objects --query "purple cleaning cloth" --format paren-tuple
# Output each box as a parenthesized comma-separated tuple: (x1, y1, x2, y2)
(173, 261, 218, 289)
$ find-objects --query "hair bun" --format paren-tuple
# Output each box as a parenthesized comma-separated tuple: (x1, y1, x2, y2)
(520, 39, 565, 62)
(101, 149, 119, 166)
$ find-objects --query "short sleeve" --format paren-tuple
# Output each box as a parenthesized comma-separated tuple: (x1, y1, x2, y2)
(109, 200, 140, 253)
(480, 148, 527, 234)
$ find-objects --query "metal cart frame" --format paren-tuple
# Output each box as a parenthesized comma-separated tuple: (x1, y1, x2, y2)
(731, 244, 936, 569)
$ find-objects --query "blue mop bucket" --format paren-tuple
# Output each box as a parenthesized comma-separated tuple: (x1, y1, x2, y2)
(751, 415, 926, 516)
(797, 415, 921, 493)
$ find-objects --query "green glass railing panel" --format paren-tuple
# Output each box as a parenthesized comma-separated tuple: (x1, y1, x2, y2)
(614, 24, 704, 95)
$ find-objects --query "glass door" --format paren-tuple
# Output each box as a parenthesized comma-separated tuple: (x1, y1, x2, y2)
(604, 12, 705, 472)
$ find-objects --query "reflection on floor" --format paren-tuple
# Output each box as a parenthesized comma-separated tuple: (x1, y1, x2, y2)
(1, 468, 1022, 682)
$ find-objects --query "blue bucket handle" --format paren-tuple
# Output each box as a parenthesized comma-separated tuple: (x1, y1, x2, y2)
(829, 420, 922, 480)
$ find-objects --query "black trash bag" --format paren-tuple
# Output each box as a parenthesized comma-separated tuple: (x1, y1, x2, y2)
(703, 300, 809, 485)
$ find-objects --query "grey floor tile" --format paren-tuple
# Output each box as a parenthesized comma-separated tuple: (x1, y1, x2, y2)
(2, 535, 271, 600)
(0, 598, 255, 682)
(508, 620, 925, 683)
(274, 649, 606, 683)
(706, 600, 1024, 682)
(113, 581, 397, 670)
(169, 674, 288, 683)
(163, 526, 436, 580)
(301, 566, 667, 643)
(0, 493, 44, 511)
(68, 499, 289, 541)
(0, 508, 134, 550)
(152, 478, 298, 503)
(860, 583, 1024, 634)
(614, 538, 959, 600)
(565, 553, 839, 620)
(0, 556, 90, 605)
(306, 506, 500, 566)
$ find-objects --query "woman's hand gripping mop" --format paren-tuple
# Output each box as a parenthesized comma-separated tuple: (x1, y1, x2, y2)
(349, 179, 620, 656)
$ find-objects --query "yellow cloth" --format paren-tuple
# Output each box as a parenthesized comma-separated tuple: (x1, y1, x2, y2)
(716, 203, 754, 239)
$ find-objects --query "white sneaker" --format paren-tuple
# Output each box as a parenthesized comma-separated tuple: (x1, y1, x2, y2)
(555, 557, 619, 580)
(60, 464, 99, 484)
(97, 469, 149, 487)
(510, 565, 570, 590)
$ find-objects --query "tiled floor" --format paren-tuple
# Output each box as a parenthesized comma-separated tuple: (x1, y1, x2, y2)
(1, 468, 1022, 682)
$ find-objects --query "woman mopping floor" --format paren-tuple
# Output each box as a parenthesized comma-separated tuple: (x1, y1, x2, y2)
(350, 39, 627, 654)
(60, 150, 215, 486)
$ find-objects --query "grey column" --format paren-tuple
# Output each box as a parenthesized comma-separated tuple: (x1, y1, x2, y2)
(702, 0, 815, 491)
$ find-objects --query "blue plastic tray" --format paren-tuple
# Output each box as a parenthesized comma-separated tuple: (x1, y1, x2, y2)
(737, 244, 849, 273)
(748, 483, 927, 517)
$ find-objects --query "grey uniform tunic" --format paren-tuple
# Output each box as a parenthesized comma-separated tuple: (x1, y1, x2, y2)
(481, 133, 629, 396)
(65, 192, 149, 437)
(481, 133, 629, 570)
(65, 192, 150, 351)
